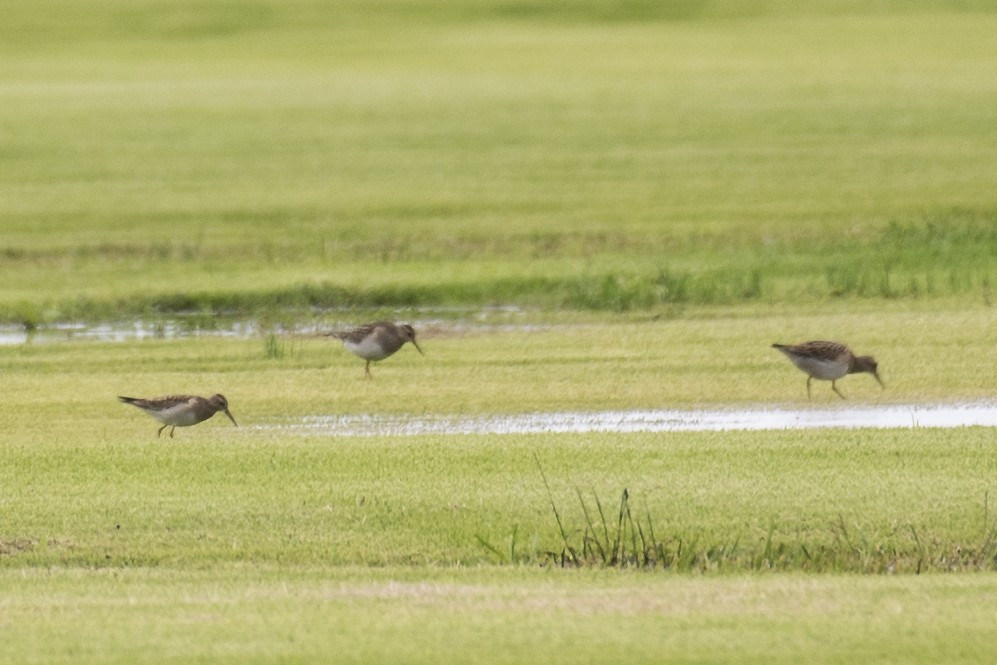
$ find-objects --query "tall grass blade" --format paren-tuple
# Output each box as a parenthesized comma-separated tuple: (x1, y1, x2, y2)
(578, 490, 607, 563)
(533, 452, 577, 566)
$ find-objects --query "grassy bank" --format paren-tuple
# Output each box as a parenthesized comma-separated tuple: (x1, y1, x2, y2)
(3, 215, 995, 326)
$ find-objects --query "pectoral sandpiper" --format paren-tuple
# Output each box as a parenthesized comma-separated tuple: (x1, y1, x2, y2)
(327, 321, 424, 378)
(772, 340, 884, 399)
(118, 394, 238, 438)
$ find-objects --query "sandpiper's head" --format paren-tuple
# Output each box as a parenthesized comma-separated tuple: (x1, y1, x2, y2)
(852, 356, 884, 388)
(209, 394, 239, 426)
(400, 324, 424, 355)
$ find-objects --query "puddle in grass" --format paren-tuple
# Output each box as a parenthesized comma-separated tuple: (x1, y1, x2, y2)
(0, 321, 265, 345)
(259, 403, 997, 436)
(0, 307, 539, 346)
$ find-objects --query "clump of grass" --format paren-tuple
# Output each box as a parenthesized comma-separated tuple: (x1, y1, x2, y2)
(824, 214, 996, 300)
(511, 455, 997, 573)
(475, 526, 526, 565)
(560, 268, 765, 310)
(526, 488, 997, 573)
(263, 333, 285, 360)
(11, 301, 42, 332)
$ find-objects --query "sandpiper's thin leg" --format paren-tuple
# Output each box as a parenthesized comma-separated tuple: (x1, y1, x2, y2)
(831, 381, 846, 400)
(365, 360, 372, 379)
(158, 424, 168, 438)
(170, 426, 176, 438)
(806, 376, 812, 400)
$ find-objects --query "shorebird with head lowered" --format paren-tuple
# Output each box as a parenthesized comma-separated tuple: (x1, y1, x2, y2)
(327, 321, 423, 378)
(772, 340, 884, 400)
(118, 394, 238, 438)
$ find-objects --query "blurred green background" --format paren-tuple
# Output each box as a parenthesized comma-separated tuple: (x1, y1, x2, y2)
(2, 0, 995, 323)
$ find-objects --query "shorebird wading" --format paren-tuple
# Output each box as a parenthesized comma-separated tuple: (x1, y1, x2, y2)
(118, 394, 238, 438)
(772, 340, 884, 400)
(328, 321, 423, 378)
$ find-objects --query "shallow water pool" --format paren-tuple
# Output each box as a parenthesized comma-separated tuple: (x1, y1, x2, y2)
(257, 403, 997, 437)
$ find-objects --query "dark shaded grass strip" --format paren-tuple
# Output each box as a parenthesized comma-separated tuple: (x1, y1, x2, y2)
(4, 216, 996, 325)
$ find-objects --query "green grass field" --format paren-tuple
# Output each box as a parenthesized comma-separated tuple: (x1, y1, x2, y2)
(2, 0, 996, 662)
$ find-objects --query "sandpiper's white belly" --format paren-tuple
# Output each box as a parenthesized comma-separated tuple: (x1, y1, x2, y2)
(150, 401, 201, 426)
(344, 337, 392, 361)
(790, 356, 847, 381)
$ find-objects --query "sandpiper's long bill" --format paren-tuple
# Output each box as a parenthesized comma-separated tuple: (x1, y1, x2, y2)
(327, 321, 423, 378)
(118, 394, 238, 438)
(772, 340, 883, 399)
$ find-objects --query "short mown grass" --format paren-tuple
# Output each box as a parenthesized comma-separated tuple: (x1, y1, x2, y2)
(2, 354, 997, 664)
(2, 309, 994, 664)
(2, 567, 997, 665)
(3, 404, 996, 572)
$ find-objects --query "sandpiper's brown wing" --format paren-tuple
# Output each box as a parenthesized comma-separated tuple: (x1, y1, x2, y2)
(780, 341, 850, 362)
(118, 395, 197, 411)
(329, 321, 391, 344)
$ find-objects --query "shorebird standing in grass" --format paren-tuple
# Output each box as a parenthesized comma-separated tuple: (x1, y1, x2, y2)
(772, 340, 884, 399)
(327, 321, 423, 378)
(118, 394, 238, 438)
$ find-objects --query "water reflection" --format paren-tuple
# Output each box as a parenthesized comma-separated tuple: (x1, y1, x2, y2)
(0, 321, 259, 345)
(260, 403, 997, 436)
(0, 307, 534, 346)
